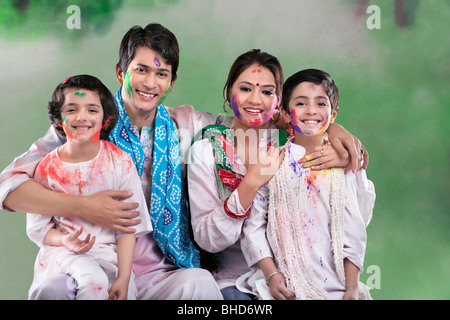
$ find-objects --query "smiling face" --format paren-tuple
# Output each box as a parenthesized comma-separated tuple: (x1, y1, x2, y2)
(229, 63, 278, 129)
(116, 46, 174, 123)
(286, 81, 337, 136)
(60, 88, 104, 144)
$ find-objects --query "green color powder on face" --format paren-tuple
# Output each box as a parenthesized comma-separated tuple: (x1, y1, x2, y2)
(157, 81, 171, 106)
(123, 71, 133, 98)
(74, 91, 86, 96)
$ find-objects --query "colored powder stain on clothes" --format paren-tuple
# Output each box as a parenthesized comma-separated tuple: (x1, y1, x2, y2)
(123, 71, 133, 98)
(36, 153, 73, 186)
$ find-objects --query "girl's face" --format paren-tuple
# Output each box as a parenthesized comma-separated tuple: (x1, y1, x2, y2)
(286, 81, 337, 136)
(229, 63, 278, 128)
(117, 46, 174, 118)
(60, 88, 104, 143)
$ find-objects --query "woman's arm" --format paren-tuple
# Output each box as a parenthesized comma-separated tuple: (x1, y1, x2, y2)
(301, 123, 368, 173)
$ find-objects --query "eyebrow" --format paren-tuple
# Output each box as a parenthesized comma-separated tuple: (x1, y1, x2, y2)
(137, 63, 170, 73)
(293, 95, 328, 100)
(239, 81, 276, 89)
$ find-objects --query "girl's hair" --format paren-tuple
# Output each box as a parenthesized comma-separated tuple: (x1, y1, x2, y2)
(223, 49, 284, 103)
(117, 23, 179, 81)
(281, 68, 339, 113)
(48, 74, 118, 140)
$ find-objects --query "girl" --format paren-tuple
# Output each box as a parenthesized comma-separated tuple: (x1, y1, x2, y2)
(188, 51, 352, 300)
(238, 69, 376, 300)
(26, 75, 152, 300)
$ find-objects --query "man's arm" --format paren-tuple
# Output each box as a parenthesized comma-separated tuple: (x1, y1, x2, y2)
(1, 126, 140, 233)
(5, 180, 141, 234)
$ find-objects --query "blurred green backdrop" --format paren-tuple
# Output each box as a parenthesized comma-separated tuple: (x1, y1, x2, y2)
(0, 0, 448, 299)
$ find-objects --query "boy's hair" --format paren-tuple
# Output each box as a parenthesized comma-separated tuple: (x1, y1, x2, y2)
(117, 23, 179, 81)
(48, 74, 118, 140)
(223, 49, 284, 103)
(281, 69, 339, 113)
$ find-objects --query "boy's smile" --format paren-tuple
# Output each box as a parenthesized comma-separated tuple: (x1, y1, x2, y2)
(287, 81, 336, 136)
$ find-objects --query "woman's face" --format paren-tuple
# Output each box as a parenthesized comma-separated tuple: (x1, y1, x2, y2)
(229, 63, 278, 128)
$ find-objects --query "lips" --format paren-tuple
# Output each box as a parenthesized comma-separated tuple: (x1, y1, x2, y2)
(136, 89, 157, 99)
(301, 119, 321, 124)
(243, 107, 263, 115)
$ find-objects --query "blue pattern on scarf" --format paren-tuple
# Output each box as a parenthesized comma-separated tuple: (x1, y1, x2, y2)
(109, 88, 200, 268)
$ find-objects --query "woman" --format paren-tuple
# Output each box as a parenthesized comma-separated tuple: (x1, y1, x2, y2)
(188, 49, 355, 300)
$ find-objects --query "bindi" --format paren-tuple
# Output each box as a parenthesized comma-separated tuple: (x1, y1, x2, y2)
(74, 91, 86, 97)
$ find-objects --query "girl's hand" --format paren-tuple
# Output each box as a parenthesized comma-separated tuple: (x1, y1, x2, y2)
(268, 272, 295, 300)
(109, 277, 129, 300)
(61, 226, 96, 253)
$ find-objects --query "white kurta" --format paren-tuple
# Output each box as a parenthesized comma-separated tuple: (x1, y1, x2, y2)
(187, 130, 276, 290)
(0, 104, 231, 300)
(237, 142, 376, 300)
(26, 140, 153, 299)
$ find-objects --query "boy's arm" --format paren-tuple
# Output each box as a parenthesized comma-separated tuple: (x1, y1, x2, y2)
(342, 258, 360, 300)
(258, 257, 294, 300)
(109, 234, 136, 300)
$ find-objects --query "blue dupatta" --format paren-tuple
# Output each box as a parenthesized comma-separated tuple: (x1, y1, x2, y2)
(109, 88, 200, 268)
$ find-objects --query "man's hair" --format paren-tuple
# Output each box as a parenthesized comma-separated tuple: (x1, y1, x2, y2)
(117, 23, 179, 81)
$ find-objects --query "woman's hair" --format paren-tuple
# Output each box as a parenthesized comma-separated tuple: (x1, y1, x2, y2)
(281, 68, 339, 112)
(117, 23, 179, 81)
(223, 49, 284, 103)
(48, 74, 118, 140)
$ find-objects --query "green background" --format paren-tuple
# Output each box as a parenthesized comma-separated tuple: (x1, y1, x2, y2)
(0, 0, 448, 300)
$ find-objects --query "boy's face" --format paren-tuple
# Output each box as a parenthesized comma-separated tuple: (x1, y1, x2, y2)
(116, 46, 175, 119)
(285, 81, 337, 136)
(60, 88, 104, 143)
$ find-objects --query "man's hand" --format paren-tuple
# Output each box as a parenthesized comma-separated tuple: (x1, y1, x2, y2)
(79, 190, 141, 234)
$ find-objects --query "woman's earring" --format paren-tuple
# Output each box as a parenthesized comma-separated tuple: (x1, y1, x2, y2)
(223, 100, 231, 113)
(271, 107, 281, 121)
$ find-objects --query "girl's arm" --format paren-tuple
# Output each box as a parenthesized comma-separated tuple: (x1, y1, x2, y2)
(109, 234, 136, 300)
(258, 257, 294, 300)
(43, 226, 95, 253)
(342, 258, 360, 300)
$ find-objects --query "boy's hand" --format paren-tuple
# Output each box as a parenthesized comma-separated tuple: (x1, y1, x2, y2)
(342, 286, 359, 300)
(268, 273, 295, 300)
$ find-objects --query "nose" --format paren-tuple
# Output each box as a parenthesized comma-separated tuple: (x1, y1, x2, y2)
(76, 109, 88, 121)
(143, 72, 157, 89)
(248, 90, 262, 105)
